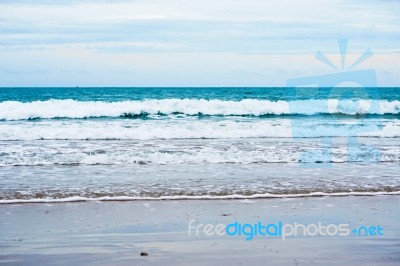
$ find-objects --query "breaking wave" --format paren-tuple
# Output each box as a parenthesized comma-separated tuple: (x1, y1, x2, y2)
(0, 99, 399, 120)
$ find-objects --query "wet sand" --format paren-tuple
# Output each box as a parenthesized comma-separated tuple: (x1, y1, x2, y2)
(1, 196, 399, 265)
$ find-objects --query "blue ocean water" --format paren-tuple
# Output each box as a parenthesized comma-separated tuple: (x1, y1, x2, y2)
(1, 87, 400, 102)
(0, 87, 399, 202)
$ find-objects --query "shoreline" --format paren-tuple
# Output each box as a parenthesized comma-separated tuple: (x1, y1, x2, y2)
(1, 191, 400, 204)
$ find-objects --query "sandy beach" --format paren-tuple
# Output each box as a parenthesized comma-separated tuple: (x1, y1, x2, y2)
(1, 195, 399, 266)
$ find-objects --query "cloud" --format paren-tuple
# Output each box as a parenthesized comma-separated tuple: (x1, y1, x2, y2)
(0, 0, 135, 5)
(0, 0, 398, 52)
(0, 0, 399, 86)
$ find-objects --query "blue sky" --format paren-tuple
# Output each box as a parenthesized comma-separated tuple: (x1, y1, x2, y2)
(0, 0, 399, 86)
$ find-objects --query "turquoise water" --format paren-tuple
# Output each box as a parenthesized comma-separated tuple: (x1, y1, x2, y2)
(0, 87, 399, 202)
(1, 87, 399, 102)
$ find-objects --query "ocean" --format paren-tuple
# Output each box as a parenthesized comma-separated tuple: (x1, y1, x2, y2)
(0, 87, 399, 203)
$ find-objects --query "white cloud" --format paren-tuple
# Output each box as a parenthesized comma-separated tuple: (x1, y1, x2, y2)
(0, 0, 399, 86)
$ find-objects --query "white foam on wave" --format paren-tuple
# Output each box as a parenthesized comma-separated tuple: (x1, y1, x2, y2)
(0, 138, 399, 166)
(0, 99, 399, 120)
(0, 120, 293, 140)
(0, 119, 399, 140)
(1, 191, 400, 204)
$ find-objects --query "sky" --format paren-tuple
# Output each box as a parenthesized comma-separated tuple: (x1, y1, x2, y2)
(0, 0, 399, 87)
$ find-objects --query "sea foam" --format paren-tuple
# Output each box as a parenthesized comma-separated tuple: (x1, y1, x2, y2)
(0, 99, 399, 120)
